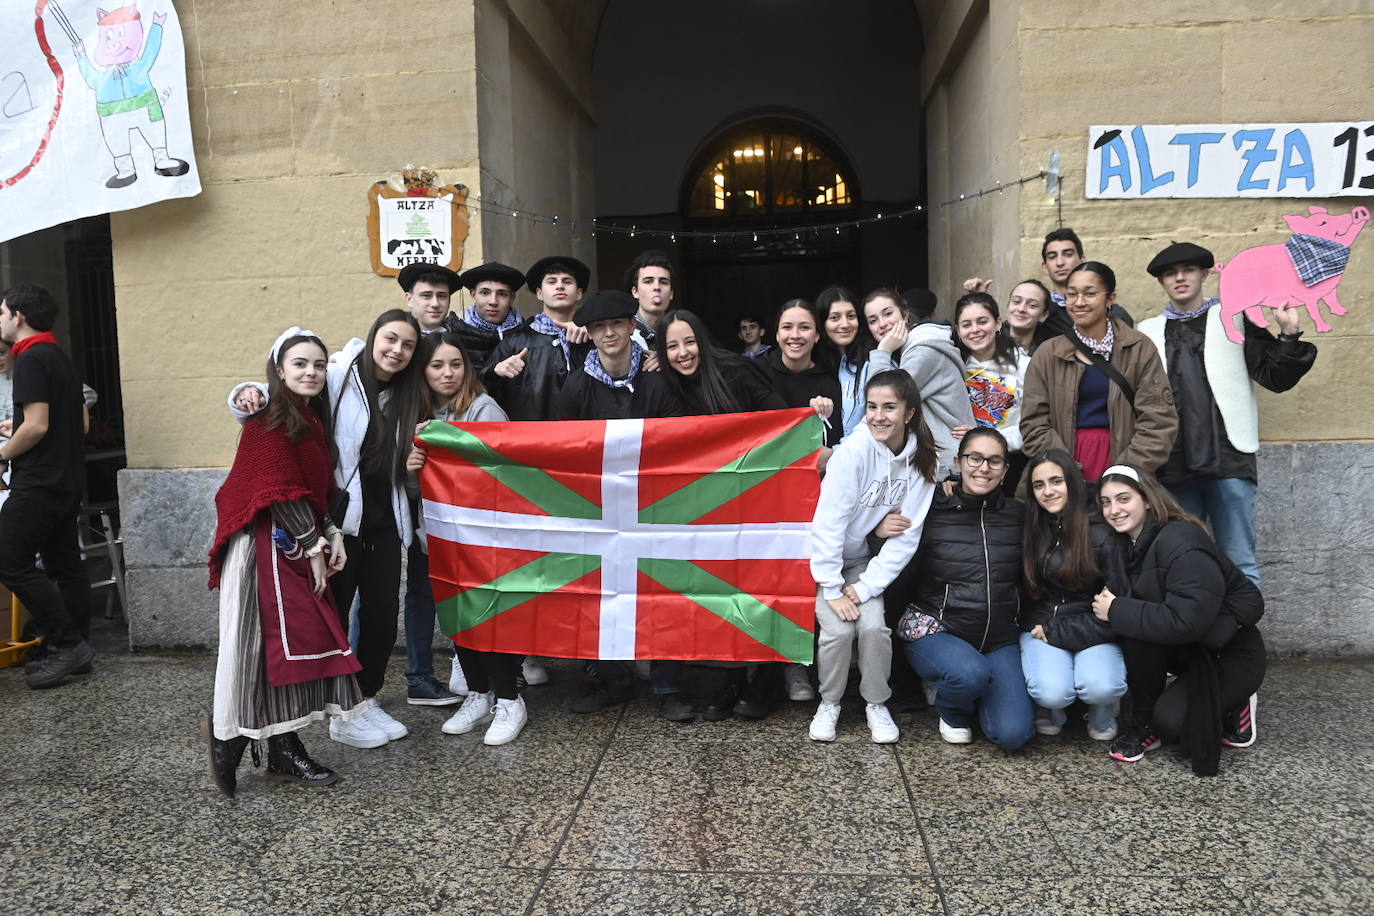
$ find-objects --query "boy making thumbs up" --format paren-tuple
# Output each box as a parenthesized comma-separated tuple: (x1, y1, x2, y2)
(481, 256, 592, 419)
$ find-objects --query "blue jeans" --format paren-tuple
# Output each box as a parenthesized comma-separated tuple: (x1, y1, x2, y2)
(1168, 477, 1260, 587)
(403, 540, 440, 687)
(1019, 633, 1126, 733)
(903, 635, 1035, 750)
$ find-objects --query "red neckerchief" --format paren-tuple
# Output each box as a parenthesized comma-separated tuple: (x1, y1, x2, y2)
(11, 332, 58, 357)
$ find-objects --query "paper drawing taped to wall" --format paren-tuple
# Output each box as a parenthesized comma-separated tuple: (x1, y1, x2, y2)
(63, 1, 190, 187)
(0, 0, 200, 244)
(1216, 206, 1369, 343)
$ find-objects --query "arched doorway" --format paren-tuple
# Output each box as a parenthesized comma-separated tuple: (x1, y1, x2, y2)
(591, 0, 926, 342)
(676, 116, 862, 337)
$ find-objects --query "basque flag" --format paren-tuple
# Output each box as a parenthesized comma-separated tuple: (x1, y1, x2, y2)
(417, 408, 822, 663)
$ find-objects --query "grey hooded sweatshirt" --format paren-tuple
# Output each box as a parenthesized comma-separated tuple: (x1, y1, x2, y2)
(868, 322, 975, 474)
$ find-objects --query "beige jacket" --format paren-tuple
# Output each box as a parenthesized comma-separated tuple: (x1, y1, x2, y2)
(1019, 321, 1179, 472)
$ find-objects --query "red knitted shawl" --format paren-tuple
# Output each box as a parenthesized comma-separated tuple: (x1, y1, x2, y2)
(208, 406, 334, 589)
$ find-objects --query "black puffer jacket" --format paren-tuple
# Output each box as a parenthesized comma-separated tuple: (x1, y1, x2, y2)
(1022, 516, 1128, 652)
(481, 319, 594, 420)
(1108, 518, 1263, 649)
(907, 482, 1025, 652)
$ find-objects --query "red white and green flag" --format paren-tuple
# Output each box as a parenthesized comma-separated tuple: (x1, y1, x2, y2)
(416, 408, 822, 664)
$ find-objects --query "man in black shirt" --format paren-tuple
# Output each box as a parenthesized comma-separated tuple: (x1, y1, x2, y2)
(0, 283, 93, 688)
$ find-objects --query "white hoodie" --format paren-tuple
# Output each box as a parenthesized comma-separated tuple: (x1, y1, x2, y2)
(809, 420, 937, 604)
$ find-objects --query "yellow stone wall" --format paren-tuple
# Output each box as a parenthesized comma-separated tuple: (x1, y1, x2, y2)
(923, 1, 1374, 442)
(111, 2, 485, 469)
(113, 1, 1374, 472)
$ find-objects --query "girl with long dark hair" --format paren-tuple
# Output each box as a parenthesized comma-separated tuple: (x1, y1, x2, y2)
(817, 286, 876, 440)
(232, 310, 425, 749)
(1019, 449, 1127, 741)
(758, 298, 841, 450)
(1093, 464, 1265, 775)
(206, 329, 364, 797)
(654, 309, 785, 415)
(951, 291, 1030, 492)
(403, 332, 525, 744)
(809, 370, 938, 744)
(323, 309, 424, 748)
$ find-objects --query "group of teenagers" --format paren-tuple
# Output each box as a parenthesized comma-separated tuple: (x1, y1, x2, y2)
(204, 227, 1316, 798)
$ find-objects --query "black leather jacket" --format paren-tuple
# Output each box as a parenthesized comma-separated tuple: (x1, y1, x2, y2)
(481, 319, 593, 420)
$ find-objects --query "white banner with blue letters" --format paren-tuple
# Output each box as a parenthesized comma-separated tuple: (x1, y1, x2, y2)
(1086, 123, 1374, 199)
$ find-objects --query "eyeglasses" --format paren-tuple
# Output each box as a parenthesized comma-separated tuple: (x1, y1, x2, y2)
(1066, 290, 1103, 302)
(959, 452, 1007, 470)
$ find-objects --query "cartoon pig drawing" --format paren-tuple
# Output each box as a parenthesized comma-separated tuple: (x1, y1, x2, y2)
(1214, 206, 1369, 343)
(71, 2, 189, 188)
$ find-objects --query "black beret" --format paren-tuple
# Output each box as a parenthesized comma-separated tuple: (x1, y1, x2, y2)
(396, 262, 461, 293)
(573, 290, 638, 327)
(1146, 242, 1215, 277)
(459, 262, 526, 293)
(526, 255, 591, 293)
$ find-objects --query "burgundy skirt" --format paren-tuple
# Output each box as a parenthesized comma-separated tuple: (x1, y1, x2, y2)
(1074, 427, 1113, 481)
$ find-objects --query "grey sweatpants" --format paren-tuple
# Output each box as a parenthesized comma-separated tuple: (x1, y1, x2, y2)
(815, 559, 892, 705)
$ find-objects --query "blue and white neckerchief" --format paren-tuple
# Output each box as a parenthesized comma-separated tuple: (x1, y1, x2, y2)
(1051, 290, 1067, 307)
(1073, 318, 1116, 359)
(529, 312, 571, 366)
(583, 342, 643, 392)
(1286, 233, 1350, 286)
(464, 305, 523, 338)
(1164, 296, 1219, 322)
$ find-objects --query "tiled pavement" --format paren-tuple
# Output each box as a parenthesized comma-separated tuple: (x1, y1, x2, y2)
(1, 653, 1370, 915)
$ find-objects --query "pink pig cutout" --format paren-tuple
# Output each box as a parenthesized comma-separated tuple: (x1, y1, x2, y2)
(1215, 205, 1369, 344)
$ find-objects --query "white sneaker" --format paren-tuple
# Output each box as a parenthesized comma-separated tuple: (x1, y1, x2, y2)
(363, 698, 408, 740)
(448, 656, 470, 696)
(442, 691, 495, 735)
(484, 697, 528, 745)
(521, 657, 550, 686)
(784, 664, 817, 701)
(330, 712, 390, 749)
(922, 679, 938, 707)
(1086, 710, 1119, 742)
(1035, 706, 1065, 736)
(866, 703, 900, 744)
(809, 701, 841, 742)
(938, 718, 974, 745)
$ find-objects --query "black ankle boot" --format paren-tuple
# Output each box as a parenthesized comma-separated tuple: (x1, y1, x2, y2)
(266, 732, 339, 788)
(201, 715, 251, 799)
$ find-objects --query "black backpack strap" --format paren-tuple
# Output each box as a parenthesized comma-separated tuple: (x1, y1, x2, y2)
(1067, 333, 1136, 405)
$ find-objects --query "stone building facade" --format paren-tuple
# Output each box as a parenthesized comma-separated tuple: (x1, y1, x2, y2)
(30, 1, 1371, 652)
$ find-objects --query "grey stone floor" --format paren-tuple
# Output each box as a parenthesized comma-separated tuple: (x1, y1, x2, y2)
(1, 650, 1371, 915)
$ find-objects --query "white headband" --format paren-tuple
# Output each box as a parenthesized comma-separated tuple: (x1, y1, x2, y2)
(1100, 464, 1140, 483)
(270, 326, 322, 364)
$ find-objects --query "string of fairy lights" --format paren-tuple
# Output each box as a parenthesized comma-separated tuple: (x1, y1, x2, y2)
(441, 170, 1048, 243)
